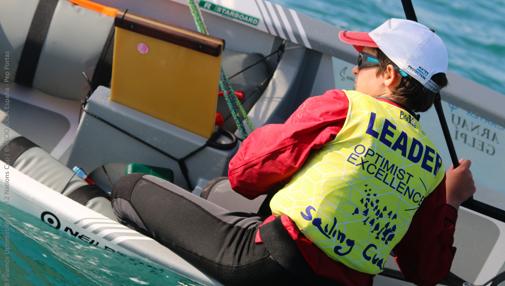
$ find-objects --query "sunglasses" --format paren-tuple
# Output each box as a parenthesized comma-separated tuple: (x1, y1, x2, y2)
(357, 52, 380, 69)
(357, 52, 409, 78)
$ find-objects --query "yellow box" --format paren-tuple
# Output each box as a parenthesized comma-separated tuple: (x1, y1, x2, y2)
(110, 14, 223, 138)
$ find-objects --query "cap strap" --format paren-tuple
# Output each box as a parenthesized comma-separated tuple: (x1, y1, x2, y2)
(424, 79, 441, 94)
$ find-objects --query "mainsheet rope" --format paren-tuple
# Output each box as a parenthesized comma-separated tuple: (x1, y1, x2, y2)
(188, 0, 255, 138)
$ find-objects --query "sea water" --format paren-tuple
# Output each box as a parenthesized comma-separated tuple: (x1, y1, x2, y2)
(0, 204, 199, 286)
(272, 0, 505, 96)
(1, 1, 504, 285)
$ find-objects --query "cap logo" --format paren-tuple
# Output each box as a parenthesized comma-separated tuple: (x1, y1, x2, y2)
(408, 65, 429, 80)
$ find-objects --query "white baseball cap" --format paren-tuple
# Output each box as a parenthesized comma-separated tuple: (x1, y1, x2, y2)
(339, 18, 448, 93)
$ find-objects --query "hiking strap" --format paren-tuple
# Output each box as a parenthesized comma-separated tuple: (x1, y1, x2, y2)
(0, 136, 38, 165)
(15, 0, 59, 87)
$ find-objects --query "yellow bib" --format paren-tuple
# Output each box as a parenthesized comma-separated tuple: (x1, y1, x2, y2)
(270, 90, 445, 274)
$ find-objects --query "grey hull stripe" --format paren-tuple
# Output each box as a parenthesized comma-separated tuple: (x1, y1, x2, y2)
(280, 6, 305, 45)
(104, 232, 144, 241)
(289, 9, 312, 49)
(74, 218, 116, 229)
(254, 0, 307, 48)
(270, 2, 295, 43)
(253, 0, 272, 35)
(264, 1, 287, 39)
(273, 3, 299, 44)
(84, 223, 130, 232)
(75, 217, 112, 225)
(257, 0, 280, 37)
(113, 236, 151, 244)
(91, 226, 133, 234)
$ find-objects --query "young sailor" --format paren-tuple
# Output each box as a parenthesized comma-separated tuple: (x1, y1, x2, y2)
(112, 18, 476, 286)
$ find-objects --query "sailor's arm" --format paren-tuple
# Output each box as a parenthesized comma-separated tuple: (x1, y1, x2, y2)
(393, 178, 457, 286)
(393, 161, 475, 285)
(228, 89, 348, 199)
(445, 159, 476, 209)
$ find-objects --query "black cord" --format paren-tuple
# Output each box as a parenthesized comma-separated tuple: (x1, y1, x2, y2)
(228, 42, 286, 80)
(121, 9, 128, 20)
(102, 165, 114, 188)
(79, 72, 93, 122)
(84, 111, 237, 190)
(60, 170, 80, 194)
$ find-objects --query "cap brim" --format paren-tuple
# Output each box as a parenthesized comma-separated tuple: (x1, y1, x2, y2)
(338, 31, 378, 51)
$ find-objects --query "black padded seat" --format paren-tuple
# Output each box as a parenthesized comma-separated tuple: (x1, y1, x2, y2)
(0, 123, 115, 219)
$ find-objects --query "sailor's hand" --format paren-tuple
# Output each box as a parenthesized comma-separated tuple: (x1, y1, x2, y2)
(445, 159, 476, 209)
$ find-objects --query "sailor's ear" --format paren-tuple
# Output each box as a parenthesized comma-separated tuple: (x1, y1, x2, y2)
(383, 64, 401, 89)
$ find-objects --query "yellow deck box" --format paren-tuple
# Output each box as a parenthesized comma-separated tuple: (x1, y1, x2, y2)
(110, 14, 224, 138)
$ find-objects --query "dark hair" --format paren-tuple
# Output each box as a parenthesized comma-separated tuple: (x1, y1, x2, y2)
(376, 49, 448, 112)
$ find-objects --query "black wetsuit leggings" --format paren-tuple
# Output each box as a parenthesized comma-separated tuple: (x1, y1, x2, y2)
(111, 174, 323, 286)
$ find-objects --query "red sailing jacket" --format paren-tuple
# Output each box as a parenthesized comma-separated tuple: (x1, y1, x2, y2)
(228, 89, 457, 286)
